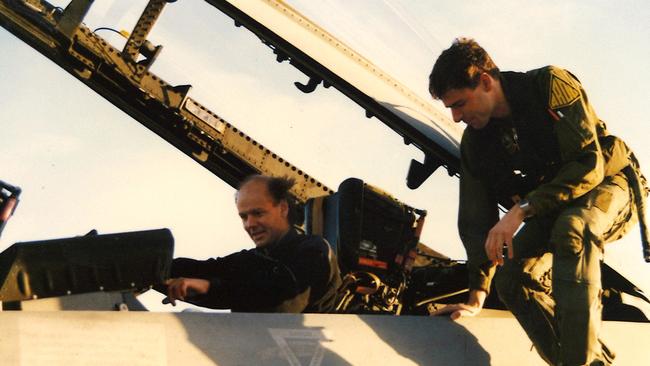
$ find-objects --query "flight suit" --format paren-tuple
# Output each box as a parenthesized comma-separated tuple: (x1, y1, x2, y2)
(458, 66, 646, 365)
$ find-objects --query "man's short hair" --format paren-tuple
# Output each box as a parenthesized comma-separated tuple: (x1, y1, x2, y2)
(238, 175, 304, 226)
(428, 38, 500, 99)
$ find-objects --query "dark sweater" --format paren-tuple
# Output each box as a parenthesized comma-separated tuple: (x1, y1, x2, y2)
(169, 229, 341, 313)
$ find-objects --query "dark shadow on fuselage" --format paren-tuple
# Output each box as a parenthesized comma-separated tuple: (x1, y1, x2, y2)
(172, 311, 490, 365)
(173, 311, 352, 366)
(359, 314, 491, 366)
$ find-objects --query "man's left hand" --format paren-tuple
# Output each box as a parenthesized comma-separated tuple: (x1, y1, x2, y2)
(484, 205, 525, 265)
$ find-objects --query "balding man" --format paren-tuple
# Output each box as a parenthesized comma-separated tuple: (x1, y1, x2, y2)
(163, 175, 341, 313)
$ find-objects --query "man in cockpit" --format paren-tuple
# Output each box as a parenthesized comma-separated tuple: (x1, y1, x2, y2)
(161, 175, 341, 313)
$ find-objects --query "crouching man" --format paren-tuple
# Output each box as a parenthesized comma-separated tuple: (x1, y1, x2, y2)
(428, 38, 647, 365)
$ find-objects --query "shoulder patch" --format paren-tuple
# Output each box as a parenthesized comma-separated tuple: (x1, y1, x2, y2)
(549, 73, 580, 109)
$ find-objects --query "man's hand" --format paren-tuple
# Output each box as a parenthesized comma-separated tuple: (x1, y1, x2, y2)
(430, 289, 487, 320)
(164, 277, 210, 306)
(484, 204, 525, 266)
(430, 303, 482, 320)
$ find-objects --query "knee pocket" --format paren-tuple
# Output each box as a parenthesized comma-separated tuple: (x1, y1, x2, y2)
(552, 215, 604, 284)
(552, 215, 587, 258)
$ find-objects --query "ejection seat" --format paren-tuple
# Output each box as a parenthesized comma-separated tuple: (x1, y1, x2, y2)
(303, 178, 421, 314)
(302, 178, 497, 315)
(304, 178, 419, 276)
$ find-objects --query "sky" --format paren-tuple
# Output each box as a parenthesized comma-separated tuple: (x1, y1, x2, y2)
(0, 0, 649, 311)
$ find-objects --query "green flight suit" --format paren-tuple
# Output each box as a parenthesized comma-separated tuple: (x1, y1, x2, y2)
(458, 66, 645, 365)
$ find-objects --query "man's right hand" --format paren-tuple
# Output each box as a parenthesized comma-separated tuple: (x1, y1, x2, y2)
(164, 277, 210, 306)
(429, 289, 486, 320)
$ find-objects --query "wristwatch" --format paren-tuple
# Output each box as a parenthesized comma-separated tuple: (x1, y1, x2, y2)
(519, 199, 535, 218)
